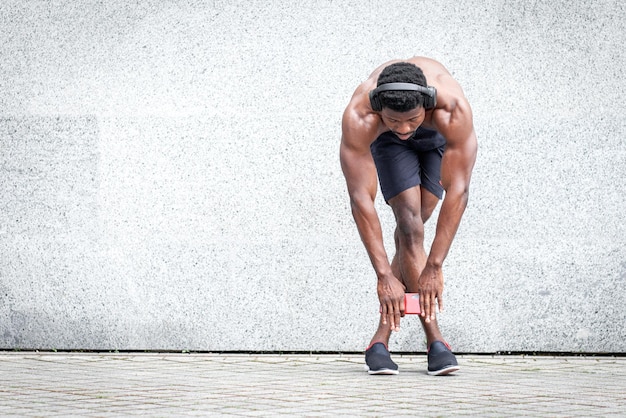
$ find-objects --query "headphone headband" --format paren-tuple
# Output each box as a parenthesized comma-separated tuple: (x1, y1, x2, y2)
(369, 82, 437, 111)
(372, 83, 431, 95)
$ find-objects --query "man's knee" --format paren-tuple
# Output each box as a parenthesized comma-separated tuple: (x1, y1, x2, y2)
(420, 185, 440, 223)
(390, 188, 426, 242)
(394, 206, 425, 243)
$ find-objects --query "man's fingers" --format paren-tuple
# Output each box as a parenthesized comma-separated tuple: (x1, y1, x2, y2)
(380, 303, 388, 325)
(390, 300, 402, 331)
(422, 294, 431, 323)
(381, 302, 397, 329)
(429, 297, 436, 321)
(388, 312, 396, 331)
(380, 296, 404, 331)
(438, 293, 444, 313)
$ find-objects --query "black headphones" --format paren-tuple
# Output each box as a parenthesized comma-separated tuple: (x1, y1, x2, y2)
(369, 82, 437, 111)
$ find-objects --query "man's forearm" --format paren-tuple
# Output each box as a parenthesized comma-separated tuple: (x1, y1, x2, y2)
(350, 199, 393, 279)
(427, 189, 469, 267)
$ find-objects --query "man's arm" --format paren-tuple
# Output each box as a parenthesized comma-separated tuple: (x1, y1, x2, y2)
(418, 83, 478, 321)
(340, 108, 406, 331)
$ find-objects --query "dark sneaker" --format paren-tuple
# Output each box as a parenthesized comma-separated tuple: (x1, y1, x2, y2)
(365, 342, 399, 375)
(427, 341, 460, 376)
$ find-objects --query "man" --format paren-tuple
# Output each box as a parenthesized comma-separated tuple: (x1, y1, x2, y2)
(340, 57, 477, 376)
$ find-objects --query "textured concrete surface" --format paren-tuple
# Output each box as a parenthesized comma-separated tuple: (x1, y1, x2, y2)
(1, 1, 625, 352)
(0, 352, 625, 417)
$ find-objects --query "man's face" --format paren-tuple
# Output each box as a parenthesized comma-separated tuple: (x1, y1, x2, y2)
(379, 107, 425, 140)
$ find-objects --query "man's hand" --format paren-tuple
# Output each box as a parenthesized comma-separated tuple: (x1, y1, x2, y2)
(377, 274, 406, 331)
(417, 264, 444, 322)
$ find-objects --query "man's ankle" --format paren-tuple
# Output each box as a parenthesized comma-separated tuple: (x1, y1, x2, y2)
(366, 341, 389, 351)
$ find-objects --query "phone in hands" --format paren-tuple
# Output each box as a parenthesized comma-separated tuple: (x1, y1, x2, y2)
(404, 293, 421, 315)
(379, 293, 421, 315)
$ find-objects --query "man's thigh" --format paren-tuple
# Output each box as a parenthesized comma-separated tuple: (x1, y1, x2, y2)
(371, 132, 446, 204)
(418, 144, 445, 200)
(370, 132, 422, 203)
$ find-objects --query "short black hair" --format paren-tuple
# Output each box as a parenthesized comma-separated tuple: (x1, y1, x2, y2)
(376, 62, 428, 111)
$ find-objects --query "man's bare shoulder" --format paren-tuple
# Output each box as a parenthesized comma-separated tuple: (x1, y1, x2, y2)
(367, 56, 460, 99)
(341, 80, 382, 148)
(406, 56, 449, 71)
(341, 56, 469, 147)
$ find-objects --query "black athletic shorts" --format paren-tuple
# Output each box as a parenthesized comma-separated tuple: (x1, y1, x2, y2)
(370, 127, 446, 202)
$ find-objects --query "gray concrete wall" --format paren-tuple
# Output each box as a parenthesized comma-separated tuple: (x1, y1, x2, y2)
(1, 0, 624, 353)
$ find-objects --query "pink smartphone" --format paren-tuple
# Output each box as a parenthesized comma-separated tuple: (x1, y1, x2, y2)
(379, 293, 421, 314)
(404, 293, 421, 314)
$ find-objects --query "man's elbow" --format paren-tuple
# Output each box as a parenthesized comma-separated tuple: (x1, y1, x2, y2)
(444, 182, 471, 206)
(349, 190, 375, 215)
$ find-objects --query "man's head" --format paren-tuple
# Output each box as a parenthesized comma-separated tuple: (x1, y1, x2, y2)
(374, 62, 428, 112)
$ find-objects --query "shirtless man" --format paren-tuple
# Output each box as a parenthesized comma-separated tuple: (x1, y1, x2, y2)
(340, 57, 477, 375)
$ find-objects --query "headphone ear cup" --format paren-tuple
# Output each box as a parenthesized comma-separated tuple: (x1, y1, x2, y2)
(369, 90, 382, 111)
(424, 86, 437, 109)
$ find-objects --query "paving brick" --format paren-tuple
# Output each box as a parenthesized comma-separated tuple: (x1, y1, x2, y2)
(0, 352, 625, 416)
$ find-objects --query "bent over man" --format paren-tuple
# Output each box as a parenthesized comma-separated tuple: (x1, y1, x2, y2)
(340, 57, 477, 375)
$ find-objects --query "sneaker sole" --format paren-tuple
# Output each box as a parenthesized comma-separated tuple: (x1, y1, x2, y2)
(427, 365, 460, 376)
(364, 365, 399, 375)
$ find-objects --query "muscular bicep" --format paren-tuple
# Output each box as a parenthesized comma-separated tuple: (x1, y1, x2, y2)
(440, 130, 477, 193)
(340, 106, 381, 203)
(434, 99, 477, 193)
(340, 139, 379, 202)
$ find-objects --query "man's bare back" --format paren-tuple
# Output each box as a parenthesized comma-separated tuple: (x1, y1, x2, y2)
(343, 56, 471, 147)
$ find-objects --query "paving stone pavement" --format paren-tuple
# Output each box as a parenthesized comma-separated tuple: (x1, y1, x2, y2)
(0, 351, 625, 417)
